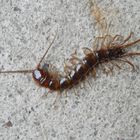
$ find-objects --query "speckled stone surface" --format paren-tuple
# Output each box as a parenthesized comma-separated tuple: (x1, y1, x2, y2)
(0, 0, 140, 140)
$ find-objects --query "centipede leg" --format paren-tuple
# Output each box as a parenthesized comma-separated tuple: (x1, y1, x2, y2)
(64, 59, 73, 74)
(120, 32, 133, 45)
(101, 64, 109, 75)
(92, 68, 96, 78)
(73, 88, 79, 96)
(94, 36, 105, 50)
(94, 34, 113, 50)
(41, 90, 53, 99)
(111, 34, 124, 45)
(63, 90, 68, 97)
(71, 49, 77, 56)
(100, 63, 113, 75)
(64, 61, 72, 69)
(69, 57, 81, 65)
(102, 34, 113, 48)
(122, 52, 140, 57)
(82, 47, 93, 55)
(106, 64, 113, 75)
(122, 38, 140, 48)
(87, 79, 92, 89)
(91, 2, 107, 35)
(110, 61, 122, 70)
(99, 63, 108, 75)
(116, 58, 136, 71)
(52, 91, 61, 106)
(111, 32, 132, 47)
(70, 49, 80, 61)
(79, 82, 84, 89)
(69, 50, 82, 65)
(64, 50, 80, 74)
(122, 52, 140, 70)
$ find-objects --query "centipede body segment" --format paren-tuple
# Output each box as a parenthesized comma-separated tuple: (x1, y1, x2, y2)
(32, 33, 140, 92)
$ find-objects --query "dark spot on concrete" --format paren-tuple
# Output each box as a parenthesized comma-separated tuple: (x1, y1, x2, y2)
(8, 94, 13, 97)
(3, 120, 13, 128)
(31, 107, 34, 111)
(131, 75, 136, 80)
(51, 129, 56, 137)
(94, 130, 98, 136)
(35, 24, 38, 29)
(13, 7, 21, 12)
(42, 32, 45, 35)
(69, 136, 76, 140)
(17, 89, 24, 95)
(75, 100, 80, 105)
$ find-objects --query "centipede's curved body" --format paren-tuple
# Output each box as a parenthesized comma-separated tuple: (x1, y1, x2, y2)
(33, 52, 97, 91)
(32, 43, 136, 91)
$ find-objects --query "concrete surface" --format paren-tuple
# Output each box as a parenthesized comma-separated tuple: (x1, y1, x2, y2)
(0, 0, 140, 140)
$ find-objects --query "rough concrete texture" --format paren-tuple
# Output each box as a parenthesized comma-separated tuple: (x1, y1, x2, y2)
(0, 0, 140, 140)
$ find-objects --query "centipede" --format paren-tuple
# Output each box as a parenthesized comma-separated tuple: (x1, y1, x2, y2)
(0, 1, 140, 96)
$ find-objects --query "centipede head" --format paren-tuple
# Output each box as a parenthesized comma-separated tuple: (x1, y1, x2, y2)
(32, 30, 58, 87)
(0, 29, 57, 89)
(32, 64, 51, 87)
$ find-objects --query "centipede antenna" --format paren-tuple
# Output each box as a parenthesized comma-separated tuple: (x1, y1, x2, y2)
(37, 30, 58, 68)
(0, 69, 33, 74)
(122, 52, 140, 57)
(123, 38, 140, 48)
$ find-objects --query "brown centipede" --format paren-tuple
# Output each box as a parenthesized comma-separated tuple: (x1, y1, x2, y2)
(0, 1, 140, 96)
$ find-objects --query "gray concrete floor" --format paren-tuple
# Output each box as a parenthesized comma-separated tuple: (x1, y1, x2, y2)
(0, 0, 140, 140)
